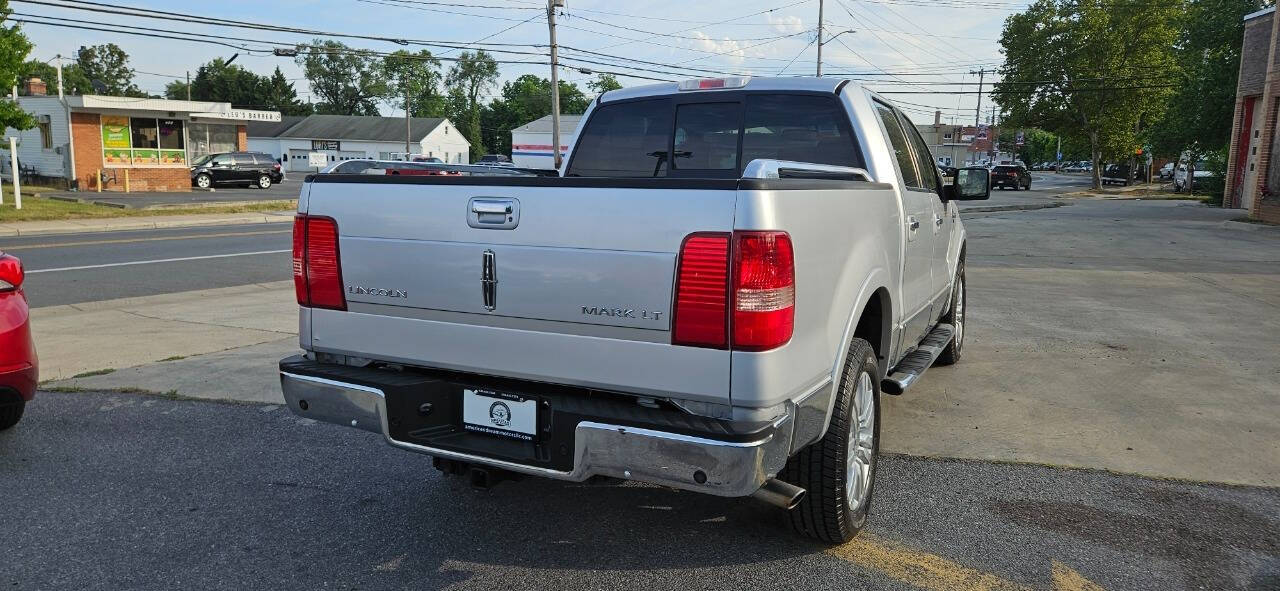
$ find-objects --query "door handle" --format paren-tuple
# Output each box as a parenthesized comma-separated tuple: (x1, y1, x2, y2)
(908, 217, 920, 231)
(468, 197, 520, 230)
(472, 200, 513, 215)
(935, 216, 944, 227)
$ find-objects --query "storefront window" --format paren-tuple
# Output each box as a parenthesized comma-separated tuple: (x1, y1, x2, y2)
(101, 116, 190, 167)
(187, 122, 238, 162)
(158, 119, 186, 165)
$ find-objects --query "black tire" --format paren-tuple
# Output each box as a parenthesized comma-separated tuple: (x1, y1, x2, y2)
(781, 338, 880, 544)
(935, 259, 966, 366)
(0, 399, 24, 431)
(257, 174, 272, 189)
(194, 173, 212, 189)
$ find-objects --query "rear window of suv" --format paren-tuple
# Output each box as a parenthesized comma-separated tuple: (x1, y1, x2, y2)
(993, 166, 1021, 173)
(566, 93, 864, 178)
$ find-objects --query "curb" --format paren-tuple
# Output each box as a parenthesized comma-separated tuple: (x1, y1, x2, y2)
(0, 212, 294, 237)
(960, 202, 1067, 213)
(1221, 219, 1280, 233)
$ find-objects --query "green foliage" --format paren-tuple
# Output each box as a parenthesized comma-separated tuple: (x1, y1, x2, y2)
(382, 49, 444, 117)
(187, 61, 308, 115)
(163, 79, 189, 100)
(297, 39, 386, 116)
(587, 73, 622, 95)
(445, 50, 499, 159)
(0, 1, 34, 130)
(480, 75, 589, 157)
(76, 43, 145, 97)
(993, 0, 1181, 187)
(1150, 0, 1263, 163)
(18, 59, 92, 96)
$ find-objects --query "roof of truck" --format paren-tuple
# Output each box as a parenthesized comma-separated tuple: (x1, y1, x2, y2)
(599, 76, 853, 104)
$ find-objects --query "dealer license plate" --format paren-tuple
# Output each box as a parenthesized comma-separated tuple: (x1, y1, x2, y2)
(461, 388, 538, 441)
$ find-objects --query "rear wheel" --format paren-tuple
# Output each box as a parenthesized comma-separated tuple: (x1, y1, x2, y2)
(0, 395, 25, 431)
(935, 260, 966, 366)
(781, 338, 879, 544)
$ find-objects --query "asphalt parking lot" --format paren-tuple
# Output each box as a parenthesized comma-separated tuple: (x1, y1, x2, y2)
(4, 391, 1277, 591)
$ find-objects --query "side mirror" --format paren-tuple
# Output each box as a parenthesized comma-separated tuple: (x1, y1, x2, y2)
(944, 167, 991, 201)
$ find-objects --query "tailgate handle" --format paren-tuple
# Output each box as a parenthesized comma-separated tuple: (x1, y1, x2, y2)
(468, 197, 520, 230)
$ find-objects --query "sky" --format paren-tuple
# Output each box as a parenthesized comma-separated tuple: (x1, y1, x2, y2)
(12, 0, 1026, 126)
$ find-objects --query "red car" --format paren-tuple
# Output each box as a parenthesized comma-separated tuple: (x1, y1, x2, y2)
(0, 251, 36, 430)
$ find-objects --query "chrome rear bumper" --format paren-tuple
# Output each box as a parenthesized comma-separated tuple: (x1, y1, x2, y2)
(280, 370, 795, 497)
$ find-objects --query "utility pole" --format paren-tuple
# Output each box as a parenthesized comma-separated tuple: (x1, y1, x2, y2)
(816, 0, 824, 77)
(185, 71, 191, 101)
(405, 85, 412, 156)
(969, 68, 987, 127)
(548, 0, 566, 170)
(55, 55, 63, 100)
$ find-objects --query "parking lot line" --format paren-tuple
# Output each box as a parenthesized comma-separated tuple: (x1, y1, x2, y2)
(827, 533, 1105, 591)
(26, 249, 290, 274)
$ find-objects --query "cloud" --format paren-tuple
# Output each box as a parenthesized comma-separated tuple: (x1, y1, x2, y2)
(690, 32, 746, 64)
(766, 13, 805, 34)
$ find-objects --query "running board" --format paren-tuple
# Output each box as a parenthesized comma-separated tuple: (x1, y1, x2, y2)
(881, 323, 955, 395)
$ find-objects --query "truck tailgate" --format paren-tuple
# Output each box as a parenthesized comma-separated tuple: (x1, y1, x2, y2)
(302, 177, 738, 402)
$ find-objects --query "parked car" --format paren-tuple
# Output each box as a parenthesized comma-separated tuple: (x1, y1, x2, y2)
(939, 165, 958, 179)
(992, 164, 1031, 190)
(1101, 164, 1131, 186)
(1174, 161, 1214, 190)
(0, 251, 36, 431)
(1159, 162, 1175, 180)
(191, 151, 284, 189)
(478, 154, 513, 165)
(279, 77, 991, 544)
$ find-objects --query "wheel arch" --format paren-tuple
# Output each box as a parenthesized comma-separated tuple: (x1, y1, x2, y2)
(815, 275, 893, 445)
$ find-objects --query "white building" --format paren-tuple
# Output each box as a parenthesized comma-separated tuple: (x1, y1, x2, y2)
(510, 114, 582, 170)
(248, 114, 471, 172)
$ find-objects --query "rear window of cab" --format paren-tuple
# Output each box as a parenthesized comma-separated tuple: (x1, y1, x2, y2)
(566, 93, 865, 178)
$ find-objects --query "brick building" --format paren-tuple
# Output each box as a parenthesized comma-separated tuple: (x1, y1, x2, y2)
(3, 79, 278, 192)
(1225, 6, 1280, 223)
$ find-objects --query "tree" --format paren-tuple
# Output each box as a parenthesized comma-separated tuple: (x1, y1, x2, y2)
(445, 50, 499, 160)
(480, 75, 590, 156)
(163, 79, 189, 101)
(587, 73, 622, 95)
(0, 0, 33, 130)
(297, 40, 386, 116)
(76, 43, 144, 96)
(993, 1, 1180, 188)
(18, 58, 92, 96)
(261, 67, 310, 116)
(382, 49, 444, 117)
(1150, 0, 1264, 198)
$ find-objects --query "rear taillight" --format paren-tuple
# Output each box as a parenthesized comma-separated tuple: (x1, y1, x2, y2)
(672, 231, 794, 351)
(0, 253, 23, 291)
(672, 234, 730, 348)
(732, 231, 794, 350)
(291, 215, 346, 310)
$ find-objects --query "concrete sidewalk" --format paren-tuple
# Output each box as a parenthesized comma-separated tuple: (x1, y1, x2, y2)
(0, 210, 294, 237)
(33, 281, 297, 381)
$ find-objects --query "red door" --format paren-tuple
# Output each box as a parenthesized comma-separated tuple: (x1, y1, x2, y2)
(1231, 97, 1256, 208)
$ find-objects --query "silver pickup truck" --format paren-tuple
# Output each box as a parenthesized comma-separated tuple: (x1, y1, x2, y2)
(279, 77, 991, 543)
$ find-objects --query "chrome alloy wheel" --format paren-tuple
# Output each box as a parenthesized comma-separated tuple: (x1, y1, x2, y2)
(954, 275, 965, 349)
(845, 371, 876, 512)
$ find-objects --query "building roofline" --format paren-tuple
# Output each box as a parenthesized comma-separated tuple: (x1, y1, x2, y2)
(1245, 6, 1275, 21)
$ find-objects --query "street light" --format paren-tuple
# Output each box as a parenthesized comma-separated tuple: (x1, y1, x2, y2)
(820, 29, 856, 46)
(816, 28, 854, 77)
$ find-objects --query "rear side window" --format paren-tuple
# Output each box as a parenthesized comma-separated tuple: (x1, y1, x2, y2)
(232, 154, 254, 165)
(672, 102, 741, 174)
(873, 102, 922, 188)
(900, 113, 940, 192)
(566, 99, 672, 177)
(742, 95, 860, 169)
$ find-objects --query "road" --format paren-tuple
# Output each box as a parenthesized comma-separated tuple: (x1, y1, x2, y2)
(0, 223, 291, 306)
(4, 390, 1276, 590)
(40, 178, 304, 209)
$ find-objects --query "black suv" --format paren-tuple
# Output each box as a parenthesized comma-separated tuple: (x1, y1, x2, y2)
(190, 151, 284, 189)
(992, 164, 1031, 190)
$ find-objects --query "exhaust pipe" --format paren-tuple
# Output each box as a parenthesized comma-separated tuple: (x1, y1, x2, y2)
(752, 478, 806, 510)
